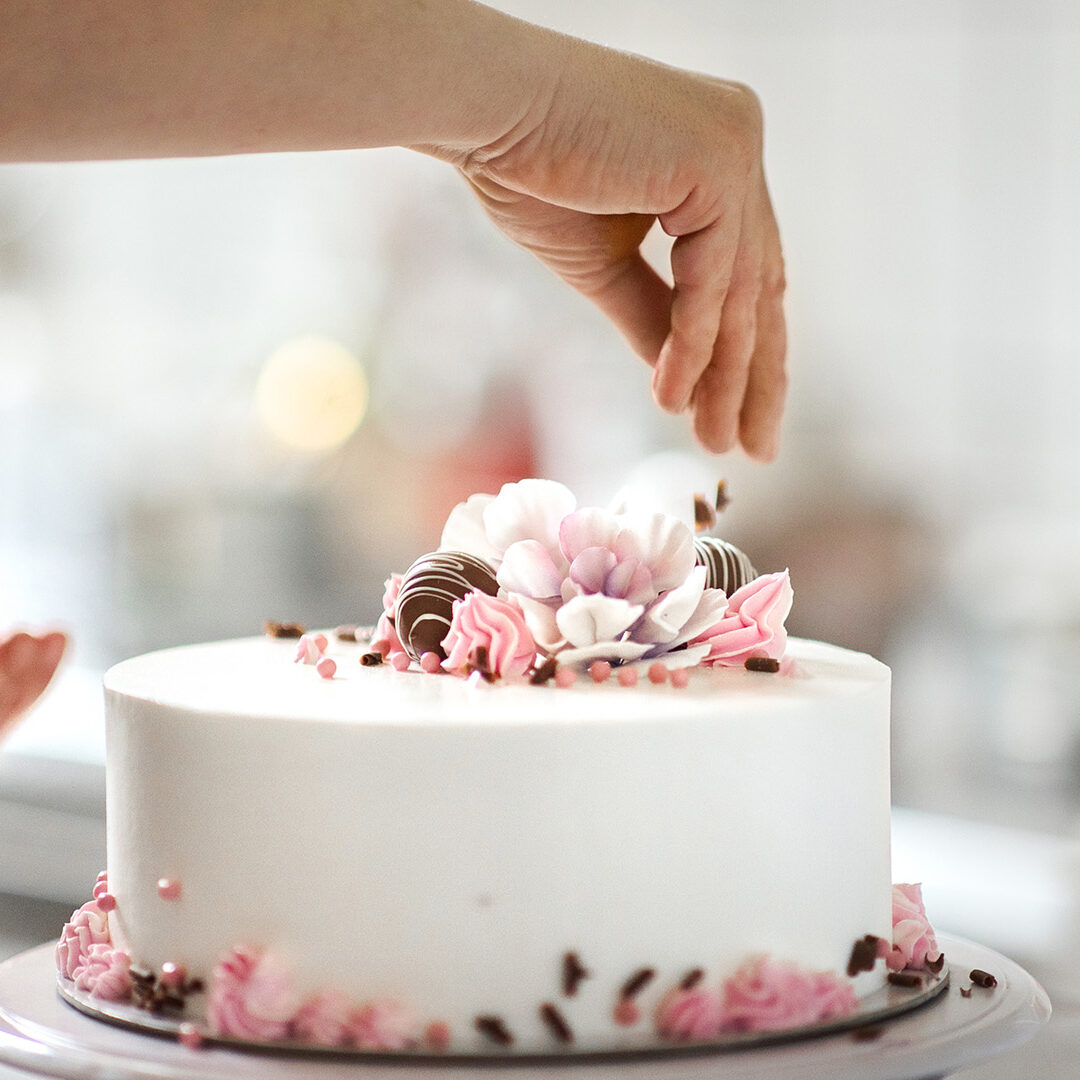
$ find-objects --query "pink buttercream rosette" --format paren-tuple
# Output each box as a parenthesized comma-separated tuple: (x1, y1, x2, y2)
(374, 573, 407, 660)
(690, 570, 793, 667)
(718, 956, 858, 1033)
(350, 1000, 420, 1051)
(655, 985, 727, 1041)
(72, 943, 133, 1001)
(55, 898, 112, 981)
(888, 883, 942, 972)
(207, 947, 301, 1041)
(291, 989, 356, 1047)
(441, 592, 537, 679)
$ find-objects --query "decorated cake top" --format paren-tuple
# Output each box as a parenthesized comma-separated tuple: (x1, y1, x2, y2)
(368, 478, 793, 684)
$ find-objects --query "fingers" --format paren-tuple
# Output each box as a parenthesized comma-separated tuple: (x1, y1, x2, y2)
(738, 260, 787, 461)
(580, 251, 672, 365)
(0, 630, 67, 735)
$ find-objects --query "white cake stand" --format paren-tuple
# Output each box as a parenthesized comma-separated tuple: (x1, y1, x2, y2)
(0, 935, 1050, 1080)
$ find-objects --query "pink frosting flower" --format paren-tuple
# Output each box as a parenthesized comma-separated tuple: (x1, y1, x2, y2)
(655, 985, 726, 1041)
(291, 989, 356, 1047)
(207, 947, 301, 1041)
(442, 592, 537, 679)
(888, 883, 941, 972)
(350, 1000, 419, 1051)
(690, 570, 793, 667)
(718, 956, 858, 1033)
(373, 574, 408, 660)
(55, 899, 111, 980)
(72, 943, 133, 1001)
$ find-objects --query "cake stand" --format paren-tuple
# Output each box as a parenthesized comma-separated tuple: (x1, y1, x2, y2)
(0, 934, 1050, 1080)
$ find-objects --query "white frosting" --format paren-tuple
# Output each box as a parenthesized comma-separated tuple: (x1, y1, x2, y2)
(104, 635, 892, 1053)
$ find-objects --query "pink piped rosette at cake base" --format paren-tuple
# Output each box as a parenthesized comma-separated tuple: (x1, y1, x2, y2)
(72, 943, 133, 1001)
(888, 882, 942, 972)
(207, 947, 300, 1042)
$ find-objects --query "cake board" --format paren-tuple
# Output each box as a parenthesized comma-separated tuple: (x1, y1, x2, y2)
(0, 935, 1050, 1080)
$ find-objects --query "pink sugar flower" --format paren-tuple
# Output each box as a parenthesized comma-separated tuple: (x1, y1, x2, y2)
(718, 956, 857, 1033)
(350, 1000, 420, 1051)
(294, 634, 324, 665)
(655, 985, 726, 1041)
(72, 943, 133, 1001)
(56, 899, 111, 980)
(690, 570, 793, 668)
(888, 883, 942, 972)
(291, 989, 356, 1047)
(441, 592, 537, 680)
(207, 947, 301, 1042)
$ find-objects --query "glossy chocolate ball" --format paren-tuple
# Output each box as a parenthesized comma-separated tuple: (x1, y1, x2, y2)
(394, 550, 499, 662)
(693, 537, 757, 596)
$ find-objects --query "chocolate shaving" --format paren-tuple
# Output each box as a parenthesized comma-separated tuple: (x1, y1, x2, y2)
(969, 969, 997, 989)
(887, 971, 923, 989)
(693, 494, 716, 533)
(745, 656, 781, 673)
(960, 986, 973, 998)
(334, 626, 358, 642)
(360, 651, 384, 666)
(562, 952, 590, 997)
(620, 968, 656, 1000)
(847, 935, 884, 977)
(539, 1002, 574, 1043)
(263, 620, 304, 638)
(925, 953, 946, 974)
(715, 480, 731, 513)
(531, 656, 558, 685)
(474, 1015, 513, 1046)
(680, 968, 705, 991)
(852, 1025, 885, 1042)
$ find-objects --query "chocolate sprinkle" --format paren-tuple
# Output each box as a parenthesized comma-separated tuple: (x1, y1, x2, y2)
(680, 968, 705, 991)
(620, 968, 656, 1000)
(887, 971, 924, 989)
(335, 626, 358, 642)
(925, 953, 946, 975)
(475, 1015, 514, 1046)
(970, 969, 997, 989)
(852, 1025, 885, 1042)
(693, 494, 716, 533)
(847, 935, 883, 977)
(264, 620, 304, 638)
(745, 656, 781, 673)
(531, 656, 558, 685)
(715, 480, 731, 513)
(539, 1002, 574, 1044)
(360, 651, 384, 666)
(562, 952, 590, 997)
(960, 986, 973, 998)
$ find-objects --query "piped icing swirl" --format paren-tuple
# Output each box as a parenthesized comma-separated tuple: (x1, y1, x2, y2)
(207, 947, 300, 1041)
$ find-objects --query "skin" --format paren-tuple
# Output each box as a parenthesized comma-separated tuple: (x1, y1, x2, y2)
(0, 0, 786, 457)
(0, 631, 66, 738)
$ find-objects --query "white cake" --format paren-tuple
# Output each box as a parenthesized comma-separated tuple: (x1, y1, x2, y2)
(91, 632, 892, 1053)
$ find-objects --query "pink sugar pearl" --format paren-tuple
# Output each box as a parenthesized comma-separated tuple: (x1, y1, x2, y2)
(670, 667, 690, 689)
(96, 892, 117, 912)
(648, 663, 669, 685)
(589, 660, 612, 683)
(178, 1023, 204, 1050)
(554, 666, 577, 688)
(614, 999, 641, 1027)
(391, 652, 411, 672)
(617, 666, 638, 688)
(420, 652, 443, 674)
(157, 878, 182, 902)
(316, 656, 337, 679)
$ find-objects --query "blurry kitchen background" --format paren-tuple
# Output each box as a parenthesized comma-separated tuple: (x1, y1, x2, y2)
(2, 1, 1078, 1075)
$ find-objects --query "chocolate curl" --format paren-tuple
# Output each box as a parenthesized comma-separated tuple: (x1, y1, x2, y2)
(539, 1003, 574, 1044)
(887, 971, 924, 989)
(264, 620, 304, 638)
(474, 1015, 513, 1046)
(693, 494, 716, 533)
(530, 656, 558, 685)
(847, 935, 884, 977)
(360, 651, 384, 666)
(745, 656, 781, 673)
(969, 969, 998, 989)
(679, 968, 705, 991)
(925, 952, 946, 975)
(715, 480, 731, 513)
(619, 968, 656, 1000)
(562, 952, 590, 997)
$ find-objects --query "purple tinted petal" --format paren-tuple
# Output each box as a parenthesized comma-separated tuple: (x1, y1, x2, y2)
(569, 547, 617, 594)
(559, 508, 620, 563)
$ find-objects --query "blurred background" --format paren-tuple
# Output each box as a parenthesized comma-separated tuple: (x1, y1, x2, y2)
(2, 1, 1078, 1075)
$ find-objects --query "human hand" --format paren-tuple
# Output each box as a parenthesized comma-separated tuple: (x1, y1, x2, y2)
(455, 46, 786, 459)
(0, 630, 67, 740)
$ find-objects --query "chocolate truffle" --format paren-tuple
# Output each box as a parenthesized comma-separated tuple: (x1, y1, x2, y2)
(693, 537, 757, 595)
(394, 551, 499, 662)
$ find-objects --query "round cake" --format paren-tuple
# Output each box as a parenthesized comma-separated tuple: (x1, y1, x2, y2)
(56, 480, 938, 1056)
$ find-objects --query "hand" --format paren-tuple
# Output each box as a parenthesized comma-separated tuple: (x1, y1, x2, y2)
(0, 630, 67, 739)
(458, 46, 786, 459)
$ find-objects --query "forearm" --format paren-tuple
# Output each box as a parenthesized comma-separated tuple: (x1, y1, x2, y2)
(0, 0, 563, 161)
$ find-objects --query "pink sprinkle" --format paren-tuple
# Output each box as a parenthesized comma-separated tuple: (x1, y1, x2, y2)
(157, 878, 182, 902)
(670, 667, 690, 689)
(314, 633, 329, 652)
(648, 663, 669, 685)
(420, 652, 442, 674)
(178, 1023, 204, 1050)
(96, 892, 117, 912)
(617, 666, 638, 688)
(589, 660, 612, 683)
(554, 665, 577, 688)
(316, 656, 337, 679)
(160, 961, 187, 987)
(371, 639, 391, 658)
(425, 1020, 452, 1052)
(391, 652, 411, 672)
(92, 871, 109, 900)
(614, 999, 641, 1027)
